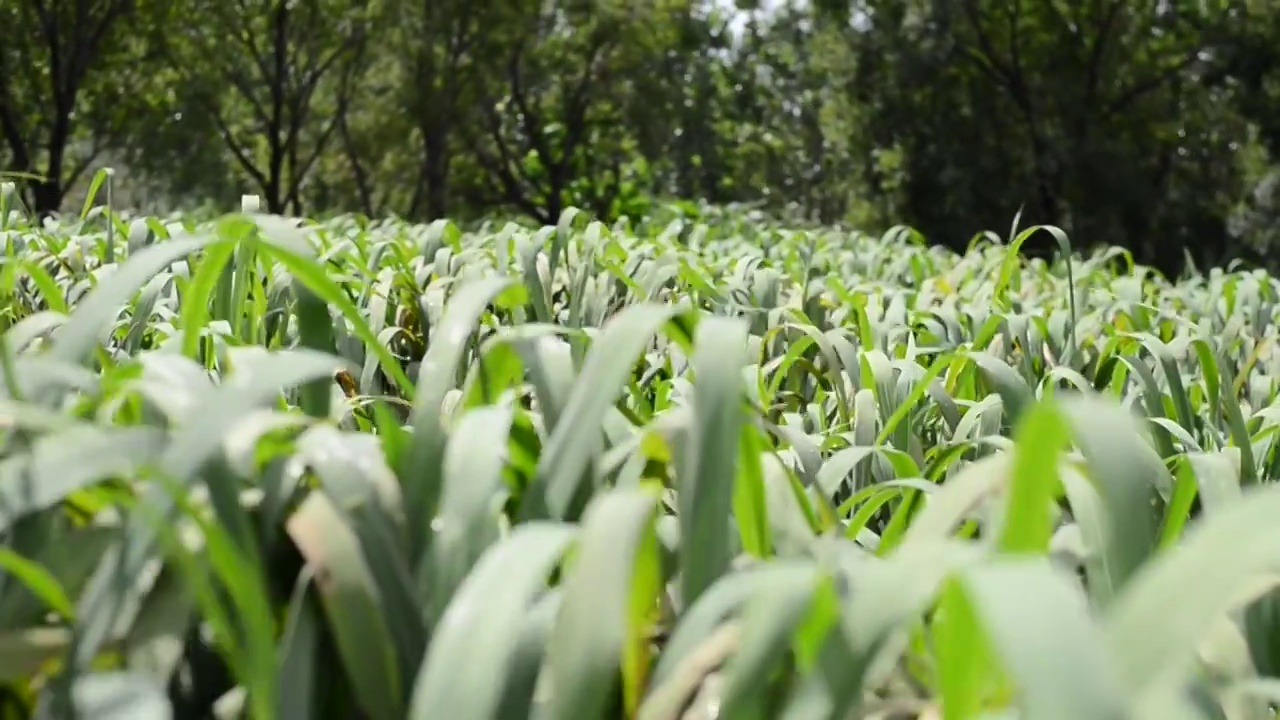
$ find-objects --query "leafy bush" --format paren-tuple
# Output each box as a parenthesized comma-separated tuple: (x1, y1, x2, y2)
(2, 193, 1280, 719)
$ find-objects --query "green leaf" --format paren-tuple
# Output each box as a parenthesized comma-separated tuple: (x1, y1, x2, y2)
(65, 671, 172, 720)
(0, 426, 166, 534)
(717, 563, 822, 720)
(529, 303, 687, 521)
(407, 523, 575, 720)
(998, 399, 1068, 554)
(953, 560, 1126, 720)
(50, 232, 214, 368)
(287, 492, 403, 720)
(400, 277, 515, 568)
(72, 350, 345, 671)
(1105, 481, 1280, 701)
(679, 316, 749, 608)
(0, 547, 75, 621)
(538, 488, 661, 720)
(424, 405, 516, 622)
(1060, 394, 1170, 606)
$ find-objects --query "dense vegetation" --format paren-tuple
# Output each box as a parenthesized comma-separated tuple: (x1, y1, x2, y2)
(3, 185, 1280, 718)
(3, 0, 1280, 274)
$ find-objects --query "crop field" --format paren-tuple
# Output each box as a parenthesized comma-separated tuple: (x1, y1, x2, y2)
(4, 189, 1280, 719)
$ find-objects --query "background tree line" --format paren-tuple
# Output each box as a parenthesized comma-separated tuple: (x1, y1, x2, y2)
(1, 0, 1278, 276)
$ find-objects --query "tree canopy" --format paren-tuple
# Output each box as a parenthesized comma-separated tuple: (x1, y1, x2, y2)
(2, 0, 1279, 275)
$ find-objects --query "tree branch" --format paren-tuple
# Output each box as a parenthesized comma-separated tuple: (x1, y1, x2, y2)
(1104, 46, 1204, 118)
(200, 96, 272, 195)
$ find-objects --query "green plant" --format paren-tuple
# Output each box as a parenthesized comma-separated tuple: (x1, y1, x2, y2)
(1, 194, 1279, 719)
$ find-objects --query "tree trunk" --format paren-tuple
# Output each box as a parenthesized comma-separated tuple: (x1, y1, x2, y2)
(32, 179, 63, 217)
(424, 131, 450, 220)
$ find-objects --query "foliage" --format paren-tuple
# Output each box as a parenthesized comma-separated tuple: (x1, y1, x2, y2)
(0, 0, 175, 213)
(4, 0, 1280, 272)
(5, 183, 1280, 718)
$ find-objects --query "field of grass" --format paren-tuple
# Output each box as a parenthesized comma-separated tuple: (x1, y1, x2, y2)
(4, 185, 1280, 719)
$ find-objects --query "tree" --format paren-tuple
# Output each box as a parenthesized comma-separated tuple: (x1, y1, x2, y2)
(709, 2, 862, 222)
(459, 0, 693, 224)
(814, 0, 1256, 273)
(162, 0, 371, 215)
(0, 0, 169, 215)
(398, 0, 497, 220)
